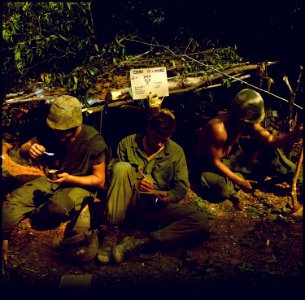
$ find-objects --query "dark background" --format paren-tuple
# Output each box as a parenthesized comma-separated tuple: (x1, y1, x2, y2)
(92, 0, 305, 66)
(91, 0, 304, 152)
(91, 0, 305, 113)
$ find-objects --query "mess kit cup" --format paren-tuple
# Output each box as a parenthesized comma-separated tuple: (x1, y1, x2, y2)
(47, 169, 58, 180)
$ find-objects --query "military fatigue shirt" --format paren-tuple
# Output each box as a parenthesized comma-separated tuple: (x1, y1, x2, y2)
(117, 134, 190, 202)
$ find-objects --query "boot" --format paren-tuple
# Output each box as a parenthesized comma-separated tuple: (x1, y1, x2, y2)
(112, 236, 152, 264)
(96, 246, 112, 265)
(65, 204, 91, 237)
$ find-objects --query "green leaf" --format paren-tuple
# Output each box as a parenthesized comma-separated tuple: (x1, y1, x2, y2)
(196, 200, 205, 208)
(14, 50, 21, 61)
(44, 74, 51, 85)
(2, 30, 10, 42)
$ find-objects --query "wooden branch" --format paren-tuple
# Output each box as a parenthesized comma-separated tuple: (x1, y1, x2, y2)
(5, 91, 26, 98)
(4, 95, 55, 104)
(82, 99, 136, 114)
(291, 144, 303, 210)
(4, 85, 66, 105)
(5, 91, 38, 101)
(168, 62, 276, 95)
(81, 76, 247, 114)
(3, 61, 277, 107)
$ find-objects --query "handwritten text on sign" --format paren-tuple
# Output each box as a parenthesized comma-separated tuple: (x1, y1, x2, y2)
(130, 67, 169, 100)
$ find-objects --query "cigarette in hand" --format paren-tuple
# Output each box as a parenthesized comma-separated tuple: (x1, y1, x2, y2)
(138, 168, 146, 178)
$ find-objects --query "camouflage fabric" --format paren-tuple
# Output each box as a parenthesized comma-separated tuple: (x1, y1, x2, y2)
(46, 95, 83, 130)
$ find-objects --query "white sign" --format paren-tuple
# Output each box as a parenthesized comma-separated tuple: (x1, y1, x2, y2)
(130, 67, 169, 100)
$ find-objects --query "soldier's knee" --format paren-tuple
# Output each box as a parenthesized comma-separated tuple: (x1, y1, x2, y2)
(2, 207, 27, 235)
(30, 201, 72, 230)
(112, 161, 133, 175)
(47, 201, 71, 216)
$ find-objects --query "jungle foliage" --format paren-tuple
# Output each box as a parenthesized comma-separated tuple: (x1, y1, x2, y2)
(2, 1, 304, 101)
(2, 2, 101, 97)
(1, 1, 245, 101)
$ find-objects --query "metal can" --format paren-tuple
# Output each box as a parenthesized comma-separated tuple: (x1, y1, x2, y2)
(47, 169, 58, 180)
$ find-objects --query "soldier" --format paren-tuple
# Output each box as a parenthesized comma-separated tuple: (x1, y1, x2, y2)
(98, 109, 210, 264)
(2, 95, 108, 266)
(192, 88, 303, 209)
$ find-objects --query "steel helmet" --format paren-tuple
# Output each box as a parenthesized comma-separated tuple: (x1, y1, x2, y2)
(231, 89, 265, 123)
(46, 95, 83, 130)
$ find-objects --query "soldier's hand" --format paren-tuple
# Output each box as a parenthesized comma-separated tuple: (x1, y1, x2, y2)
(240, 179, 256, 193)
(138, 177, 154, 192)
(47, 172, 70, 183)
(29, 143, 46, 159)
(156, 192, 171, 203)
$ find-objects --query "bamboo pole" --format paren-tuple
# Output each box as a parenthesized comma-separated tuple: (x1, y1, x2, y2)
(290, 143, 303, 211)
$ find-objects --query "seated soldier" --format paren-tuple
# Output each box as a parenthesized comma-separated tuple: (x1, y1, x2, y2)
(192, 88, 303, 209)
(98, 108, 210, 264)
(2, 95, 108, 266)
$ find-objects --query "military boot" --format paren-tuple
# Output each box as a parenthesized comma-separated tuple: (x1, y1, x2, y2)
(65, 204, 91, 237)
(112, 236, 152, 264)
(96, 246, 112, 265)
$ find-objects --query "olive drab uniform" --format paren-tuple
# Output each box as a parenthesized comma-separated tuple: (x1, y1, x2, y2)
(196, 141, 297, 201)
(2, 124, 108, 240)
(104, 133, 209, 249)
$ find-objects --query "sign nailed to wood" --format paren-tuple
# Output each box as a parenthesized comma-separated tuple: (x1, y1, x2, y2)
(130, 67, 169, 100)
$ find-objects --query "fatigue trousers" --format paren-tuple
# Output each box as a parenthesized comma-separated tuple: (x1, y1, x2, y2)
(199, 171, 244, 200)
(105, 162, 209, 248)
(198, 147, 297, 201)
(2, 176, 92, 240)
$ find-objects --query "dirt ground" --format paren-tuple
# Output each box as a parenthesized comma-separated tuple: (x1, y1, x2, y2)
(1, 141, 304, 298)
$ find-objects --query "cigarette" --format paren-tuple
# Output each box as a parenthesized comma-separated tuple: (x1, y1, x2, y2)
(138, 167, 146, 178)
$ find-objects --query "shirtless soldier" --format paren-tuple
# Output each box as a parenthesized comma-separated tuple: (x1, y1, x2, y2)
(193, 88, 303, 208)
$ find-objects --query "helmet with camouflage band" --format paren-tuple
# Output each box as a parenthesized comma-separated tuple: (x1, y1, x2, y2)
(46, 95, 83, 130)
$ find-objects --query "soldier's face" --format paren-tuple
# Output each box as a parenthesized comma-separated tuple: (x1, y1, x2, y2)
(53, 127, 77, 142)
(146, 128, 171, 152)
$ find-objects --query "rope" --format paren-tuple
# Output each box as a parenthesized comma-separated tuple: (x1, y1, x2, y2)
(184, 55, 303, 110)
